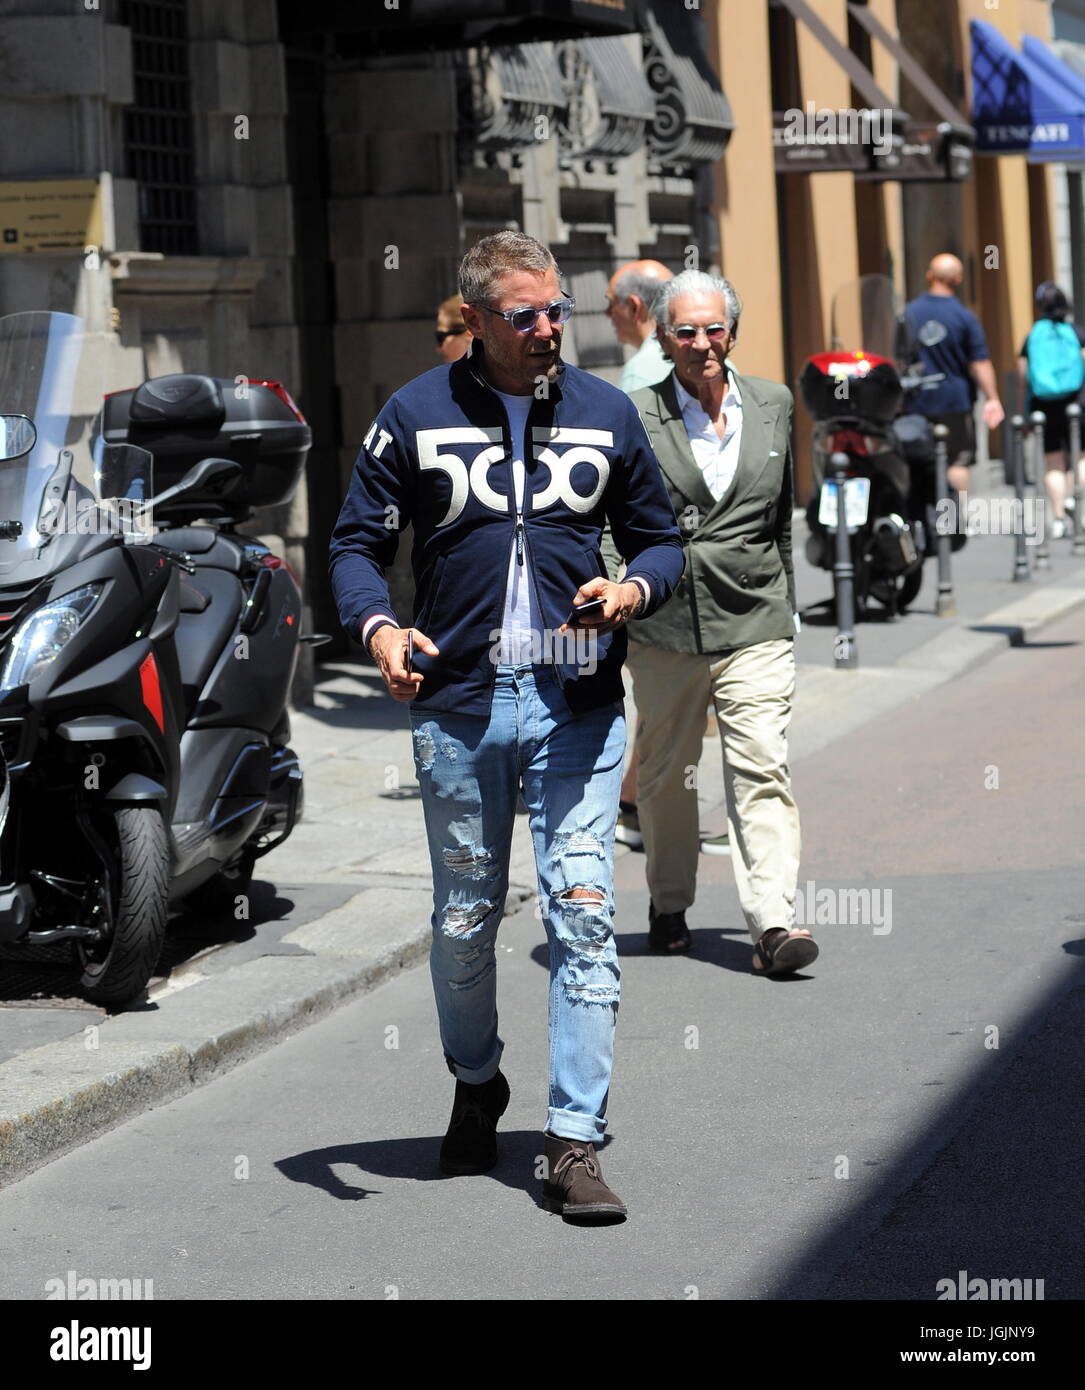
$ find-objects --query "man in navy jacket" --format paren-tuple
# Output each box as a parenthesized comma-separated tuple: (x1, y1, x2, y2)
(330, 232, 683, 1221)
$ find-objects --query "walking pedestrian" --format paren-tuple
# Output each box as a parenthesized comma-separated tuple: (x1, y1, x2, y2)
(330, 231, 684, 1221)
(607, 259, 674, 394)
(605, 260, 674, 850)
(903, 253, 1006, 493)
(1017, 281, 1085, 539)
(604, 269, 809, 971)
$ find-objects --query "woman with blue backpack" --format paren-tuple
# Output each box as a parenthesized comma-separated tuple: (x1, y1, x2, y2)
(1018, 281, 1085, 540)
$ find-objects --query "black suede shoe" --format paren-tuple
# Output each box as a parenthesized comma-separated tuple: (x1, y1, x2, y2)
(648, 901, 691, 953)
(439, 1070, 511, 1175)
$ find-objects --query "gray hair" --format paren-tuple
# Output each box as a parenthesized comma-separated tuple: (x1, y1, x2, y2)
(459, 231, 560, 307)
(613, 268, 671, 320)
(654, 270, 742, 340)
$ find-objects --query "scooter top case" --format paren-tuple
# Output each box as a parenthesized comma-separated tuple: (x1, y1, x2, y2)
(102, 375, 311, 525)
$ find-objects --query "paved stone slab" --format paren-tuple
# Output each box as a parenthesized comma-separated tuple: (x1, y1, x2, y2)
(281, 888, 434, 956)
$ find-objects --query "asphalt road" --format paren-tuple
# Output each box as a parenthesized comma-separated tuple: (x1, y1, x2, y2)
(1, 606, 1082, 1301)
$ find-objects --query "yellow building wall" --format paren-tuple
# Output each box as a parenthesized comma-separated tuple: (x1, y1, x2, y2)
(795, 0, 863, 355)
(705, 0, 784, 382)
(867, 0, 905, 301)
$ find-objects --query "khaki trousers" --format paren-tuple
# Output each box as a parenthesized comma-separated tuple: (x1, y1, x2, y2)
(626, 638, 800, 942)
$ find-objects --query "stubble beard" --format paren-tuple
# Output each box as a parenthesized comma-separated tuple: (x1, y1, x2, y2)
(534, 352, 561, 386)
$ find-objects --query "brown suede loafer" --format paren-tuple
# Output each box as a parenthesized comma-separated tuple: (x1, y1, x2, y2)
(542, 1133, 627, 1223)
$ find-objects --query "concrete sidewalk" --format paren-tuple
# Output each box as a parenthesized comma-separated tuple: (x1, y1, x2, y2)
(2, 510, 1084, 1186)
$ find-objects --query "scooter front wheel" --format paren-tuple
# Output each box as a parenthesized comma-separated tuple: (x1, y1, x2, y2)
(78, 805, 169, 1007)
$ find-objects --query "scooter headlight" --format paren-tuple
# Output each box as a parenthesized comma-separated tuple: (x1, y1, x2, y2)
(0, 584, 104, 692)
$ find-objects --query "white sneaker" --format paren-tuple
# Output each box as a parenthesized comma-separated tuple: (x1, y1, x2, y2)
(1052, 517, 1067, 540)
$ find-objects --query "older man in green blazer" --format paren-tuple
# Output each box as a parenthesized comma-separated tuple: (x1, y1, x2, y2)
(606, 269, 814, 973)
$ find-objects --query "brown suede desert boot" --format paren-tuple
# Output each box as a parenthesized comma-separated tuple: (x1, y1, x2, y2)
(542, 1132, 627, 1223)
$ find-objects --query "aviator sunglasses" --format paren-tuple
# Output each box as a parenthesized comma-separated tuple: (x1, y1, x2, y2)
(435, 326, 469, 346)
(472, 297, 576, 333)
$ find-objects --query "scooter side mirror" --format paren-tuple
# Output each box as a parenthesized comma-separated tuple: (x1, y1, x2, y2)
(144, 457, 243, 512)
(0, 414, 36, 461)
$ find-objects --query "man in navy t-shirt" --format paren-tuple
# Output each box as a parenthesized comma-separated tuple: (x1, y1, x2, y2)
(903, 253, 1005, 492)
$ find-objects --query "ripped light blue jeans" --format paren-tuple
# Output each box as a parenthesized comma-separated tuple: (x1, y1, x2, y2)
(409, 664, 626, 1144)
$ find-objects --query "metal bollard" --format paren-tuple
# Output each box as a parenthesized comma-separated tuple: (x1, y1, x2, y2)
(1031, 410, 1050, 570)
(1069, 402, 1084, 556)
(1010, 414, 1030, 582)
(932, 422, 956, 617)
(831, 452, 858, 669)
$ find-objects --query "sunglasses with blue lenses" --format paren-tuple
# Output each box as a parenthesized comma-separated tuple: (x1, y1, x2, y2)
(474, 297, 576, 333)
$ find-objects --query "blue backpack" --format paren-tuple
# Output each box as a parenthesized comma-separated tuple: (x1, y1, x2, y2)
(1026, 319, 1085, 400)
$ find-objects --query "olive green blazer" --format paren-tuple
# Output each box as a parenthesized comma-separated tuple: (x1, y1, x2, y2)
(606, 368, 797, 655)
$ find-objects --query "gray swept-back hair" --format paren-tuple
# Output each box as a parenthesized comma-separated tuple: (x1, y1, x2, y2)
(613, 268, 671, 320)
(459, 231, 561, 306)
(654, 270, 742, 341)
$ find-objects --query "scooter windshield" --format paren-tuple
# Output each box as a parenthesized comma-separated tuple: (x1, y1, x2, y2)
(0, 311, 108, 583)
(830, 275, 903, 362)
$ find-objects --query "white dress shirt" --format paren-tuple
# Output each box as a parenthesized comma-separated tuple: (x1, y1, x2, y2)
(673, 370, 743, 502)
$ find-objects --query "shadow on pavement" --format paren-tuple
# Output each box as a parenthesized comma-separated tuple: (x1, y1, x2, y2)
(305, 664, 409, 734)
(276, 1129, 548, 1203)
(765, 947, 1085, 1300)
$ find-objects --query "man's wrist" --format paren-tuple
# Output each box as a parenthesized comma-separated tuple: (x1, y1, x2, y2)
(623, 577, 649, 617)
(362, 614, 397, 655)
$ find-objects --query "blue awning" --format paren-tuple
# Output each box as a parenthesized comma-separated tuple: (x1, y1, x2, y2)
(1022, 35, 1085, 110)
(971, 19, 1085, 160)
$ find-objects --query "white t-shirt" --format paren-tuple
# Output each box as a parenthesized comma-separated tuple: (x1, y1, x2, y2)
(493, 390, 544, 666)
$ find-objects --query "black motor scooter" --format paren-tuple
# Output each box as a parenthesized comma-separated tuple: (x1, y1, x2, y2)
(0, 311, 313, 1004)
(799, 275, 963, 620)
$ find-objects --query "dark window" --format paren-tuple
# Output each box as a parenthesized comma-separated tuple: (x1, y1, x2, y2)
(120, 0, 198, 254)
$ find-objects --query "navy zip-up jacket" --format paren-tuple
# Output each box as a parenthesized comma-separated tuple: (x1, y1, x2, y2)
(329, 343, 685, 717)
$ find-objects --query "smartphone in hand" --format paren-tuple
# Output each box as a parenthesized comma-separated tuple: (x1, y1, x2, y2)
(406, 629, 414, 675)
(567, 597, 606, 627)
